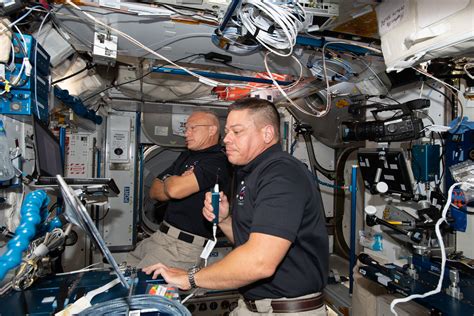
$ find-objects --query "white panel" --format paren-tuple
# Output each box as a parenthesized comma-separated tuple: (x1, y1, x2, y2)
(377, 0, 474, 71)
(103, 112, 136, 249)
(65, 132, 95, 177)
(416, 0, 470, 28)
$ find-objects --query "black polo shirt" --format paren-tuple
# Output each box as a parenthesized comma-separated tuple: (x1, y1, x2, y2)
(232, 144, 329, 300)
(158, 144, 230, 239)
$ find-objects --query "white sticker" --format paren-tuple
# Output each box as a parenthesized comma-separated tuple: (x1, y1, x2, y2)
(41, 296, 56, 303)
(171, 114, 188, 136)
(154, 126, 168, 136)
(200, 239, 217, 260)
(384, 174, 395, 181)
(156, 285, 168, 296)
(0, 64, 5, 80)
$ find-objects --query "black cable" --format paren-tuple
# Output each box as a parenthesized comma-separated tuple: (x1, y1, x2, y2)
(52, 63, 96, 85)
(425, 82, 455, 107)
(83, 69, 153, 103)
(157, 3, 217, 17)
(222, 62, 244, 71)
(91, 208, 110, 221)
(82, 53, 202, 103)
(379, 95, 401, 104)
(49, 202, 59, 212)
(436, 132, 446, 183)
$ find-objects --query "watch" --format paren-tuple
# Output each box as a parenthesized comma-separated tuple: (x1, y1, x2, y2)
(160, 174, 172, 181)
(187, 265, 201, 289)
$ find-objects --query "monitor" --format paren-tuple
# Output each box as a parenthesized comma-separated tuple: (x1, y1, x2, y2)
(358, 148, 415, 199)
(56, 175, 129, 290)
(33, 116, 64, 177)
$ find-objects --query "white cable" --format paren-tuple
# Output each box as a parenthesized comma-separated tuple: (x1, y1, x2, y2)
(181, 291, 195, 304)
(389, 182, 474, 315)
(10, 25, 28, 86)
(55, 267, 107, 276)
(263, 51, 324, 117)
(238, 0, 306, 57)
(307, 56, 354, 82)
(7, 6, 44, 28)
(318, 40, 382, 117)
(65, 0, 252, 89)
(411, 67, 461, 94)
(464, 63, 474, 79)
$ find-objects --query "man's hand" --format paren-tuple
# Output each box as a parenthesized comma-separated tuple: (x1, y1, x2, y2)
(203, 191, 229, 224)
(142, 263, 191, 290)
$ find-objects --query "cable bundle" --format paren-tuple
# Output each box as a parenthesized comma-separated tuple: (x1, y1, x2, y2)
(238, 0, 306, 57)
(211, 26, 261, 55)
(307, 54, 354, 82)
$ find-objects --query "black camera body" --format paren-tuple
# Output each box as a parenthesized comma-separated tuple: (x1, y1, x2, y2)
(341, 98, 429, 143)
(342, 115, 425, 142)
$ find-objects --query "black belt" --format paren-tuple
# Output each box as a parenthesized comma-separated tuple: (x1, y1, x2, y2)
(159, 222, 207, 247)
(244, 293, 324, 313)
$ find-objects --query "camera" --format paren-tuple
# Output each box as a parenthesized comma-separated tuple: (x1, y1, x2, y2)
(341, 98, 429, 143)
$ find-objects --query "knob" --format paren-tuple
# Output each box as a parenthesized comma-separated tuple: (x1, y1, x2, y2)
(364, 206, 377, 215)
(114, 148, 123, 155)
(11, 103, 21, 111)
(199, 303, 207, 311)
(376, 181, 388, 194)
(210, 302, 218, 310)
(221, 300, 230, 309)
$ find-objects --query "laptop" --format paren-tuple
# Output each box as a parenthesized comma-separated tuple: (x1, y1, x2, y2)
(32, 116, 120, 196)
(56, 175, 129, 290)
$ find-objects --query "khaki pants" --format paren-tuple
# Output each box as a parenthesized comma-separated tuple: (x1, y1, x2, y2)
(231, 293, 327, 316)
(125, 229, 203, 269)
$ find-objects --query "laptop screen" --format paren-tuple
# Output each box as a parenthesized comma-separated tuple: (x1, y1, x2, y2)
(56, 175, 129, 289)
(33, 116, 64, 177)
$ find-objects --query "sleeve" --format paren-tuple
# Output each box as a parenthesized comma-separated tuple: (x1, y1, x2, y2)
(250, 161, 309, 242)
(193, 153, 229, 192)
(156, 154, 181, 180)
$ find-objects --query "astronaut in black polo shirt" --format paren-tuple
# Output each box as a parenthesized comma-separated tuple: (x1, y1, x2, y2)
(126, 111, 230, 269)
(144, 99, 329, 315)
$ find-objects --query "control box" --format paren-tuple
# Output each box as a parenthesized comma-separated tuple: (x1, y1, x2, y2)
(0, 33, 50, 122)
(108, 115, 131, 164)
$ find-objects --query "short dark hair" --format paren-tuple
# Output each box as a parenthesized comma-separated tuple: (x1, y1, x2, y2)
(229, 98, 280, 138)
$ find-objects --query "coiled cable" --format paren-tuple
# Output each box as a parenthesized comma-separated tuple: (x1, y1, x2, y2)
(78, 294, 191, 316)
(238, 0, 306, 57)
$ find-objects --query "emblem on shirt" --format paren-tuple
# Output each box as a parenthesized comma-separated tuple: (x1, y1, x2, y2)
(184, 161, 199, 171)
(237, 185, 246, 206)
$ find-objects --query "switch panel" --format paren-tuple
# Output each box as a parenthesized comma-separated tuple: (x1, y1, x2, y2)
(110, 129, 130, 163)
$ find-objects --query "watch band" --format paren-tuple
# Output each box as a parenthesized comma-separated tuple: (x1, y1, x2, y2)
(160, 174, 172, 181)
(187, 265, 201, 289)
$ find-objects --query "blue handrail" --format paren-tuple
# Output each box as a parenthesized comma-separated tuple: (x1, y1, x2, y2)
(0, 190, 49, 281)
